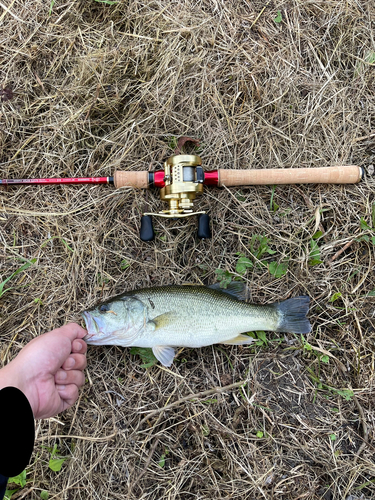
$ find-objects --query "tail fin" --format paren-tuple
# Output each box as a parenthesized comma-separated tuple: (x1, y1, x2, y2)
(275, 296, 311, 334)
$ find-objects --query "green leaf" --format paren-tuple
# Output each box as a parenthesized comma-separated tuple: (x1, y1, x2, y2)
(308, 240, 323, 266)
(312, 230, 323, 239)
(49, 0, 55, 15)
(335, 389, 354, 401)
(329, 292, 342, 302)
(5, 489, 19, 500)
(269, 185, 279, 212)
(367, 290, 375, 297)
(329, 434, 336, 441)
(235, 256, 253, 275)
(268, 261, 288, 278)
(235, 190, 246, 202)
(130, 347, 158, 368)
(215, 269, 233, 288)
(158, 454, 166, 468)
(49, 458, 67, 472)
(249, 235, 276, 260)
(321, 355, 330, 363)
(256, 431, 264, 438)
(8, 470, 26, 487)
(360, 217, 371, 231)
(120, 259, 130, 270)
(0, 258, 37, 298)
(94, 0, 119, 4)
(41, 236, 73, 252)
(256, 331, 268, 346)
(365, 51, 375, 64)
(303, 341, 313, 351)
(41, 491, 49, 500)
(274, 10, 282, 23)
(202, 424, 210, 436)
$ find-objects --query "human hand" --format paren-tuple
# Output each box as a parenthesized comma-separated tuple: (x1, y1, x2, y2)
(0, 323, 87, 419)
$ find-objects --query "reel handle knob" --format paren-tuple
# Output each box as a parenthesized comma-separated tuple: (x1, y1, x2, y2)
(140, 215, 155, 241)
(197, 214, 211, 239)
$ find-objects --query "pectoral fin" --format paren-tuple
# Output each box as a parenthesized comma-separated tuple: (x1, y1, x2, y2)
(221, 334, 255, 345)
(152, 346, 176, 367)
(152, 312, 178, 329)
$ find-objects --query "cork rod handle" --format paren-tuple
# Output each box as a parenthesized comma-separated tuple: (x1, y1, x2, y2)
(113, 171, 149, 189)
(218, 166, 363, 187)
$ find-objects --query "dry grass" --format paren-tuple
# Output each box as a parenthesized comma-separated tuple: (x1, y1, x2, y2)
(1, 0, 375, 499)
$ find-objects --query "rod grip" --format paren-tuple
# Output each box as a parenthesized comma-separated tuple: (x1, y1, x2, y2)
(218, 166, 363, 187)
(113, 171, 149, 189)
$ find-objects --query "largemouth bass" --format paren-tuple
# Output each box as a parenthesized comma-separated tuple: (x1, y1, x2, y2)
(82, 284, 311, 367)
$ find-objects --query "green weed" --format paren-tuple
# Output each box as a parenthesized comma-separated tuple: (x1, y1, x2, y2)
(201, 424, 210, 436)
(235, 253, 253, 275)
(5, 470, 27, 499)
(167, 136, 178, 150)
(357, 212, 375, 245)
(308, 239, 323, 266)
(215, 268, 234, 288)
(329, 292, 342, 303)
(120, 259, 130, 270)
(306, 368, 354, 401)
(94, 0, 119, 4)
(130, 347, 158, 368)
(215, 236, 288, 287)
(249, 235, 276, 261)
(269, 185, 279, 212)
(41, 236, 74, 252)
(0, 258, 36, 298)
(49, 0, 55, 15)
(274, 10, 282, 23)
(158, 448, 169, 467)
(268, 261, 288, 278)
(47, 444, 69, 472)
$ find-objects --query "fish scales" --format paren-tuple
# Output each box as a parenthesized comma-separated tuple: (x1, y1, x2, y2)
(126, 285, 279, 347)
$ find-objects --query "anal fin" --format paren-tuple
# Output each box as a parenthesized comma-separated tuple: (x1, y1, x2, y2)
(152, 346, 176, 367)
(221, 334, 255, 345)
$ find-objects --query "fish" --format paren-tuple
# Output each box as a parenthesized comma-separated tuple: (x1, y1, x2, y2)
(82, 284, 311, 367)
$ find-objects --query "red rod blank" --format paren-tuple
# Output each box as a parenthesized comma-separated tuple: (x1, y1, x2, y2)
(0, 177, 111, 185)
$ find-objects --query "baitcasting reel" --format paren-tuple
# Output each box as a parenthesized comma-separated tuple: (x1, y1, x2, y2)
(140, 154, 210, 241)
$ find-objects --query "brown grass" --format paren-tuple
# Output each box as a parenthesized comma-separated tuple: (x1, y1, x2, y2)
(1, 0, 375, 499)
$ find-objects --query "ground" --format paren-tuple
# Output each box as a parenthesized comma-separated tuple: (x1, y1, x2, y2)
(0, 0, 374, 499)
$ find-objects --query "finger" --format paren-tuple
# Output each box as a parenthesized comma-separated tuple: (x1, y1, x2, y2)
(56, 384, 79, 407)
(56, 323, 87, 343)
(55, 369, 85, 387)
(62, 353, 87, 371)
(72, 339, 87, 354)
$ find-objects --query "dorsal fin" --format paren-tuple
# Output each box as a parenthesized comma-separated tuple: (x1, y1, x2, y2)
(208, 282, 247, 301)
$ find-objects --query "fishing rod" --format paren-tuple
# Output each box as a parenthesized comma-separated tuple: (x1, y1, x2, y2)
(1, 153, 363, 241)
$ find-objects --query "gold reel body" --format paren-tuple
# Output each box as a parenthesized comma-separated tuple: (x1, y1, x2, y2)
(146, 154, 204, 218)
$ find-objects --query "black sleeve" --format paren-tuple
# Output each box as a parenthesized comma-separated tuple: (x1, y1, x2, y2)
(0, 475, 8, 500)
(0, 387, 35, 499)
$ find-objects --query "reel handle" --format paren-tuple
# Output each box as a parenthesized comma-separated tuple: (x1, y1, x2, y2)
(140, 215, 155, 241)
(197, 214, 211, 239)
(218, 165, 363, 187)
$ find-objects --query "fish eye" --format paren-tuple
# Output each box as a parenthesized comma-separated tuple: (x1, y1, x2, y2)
(99, 304, 110, 313)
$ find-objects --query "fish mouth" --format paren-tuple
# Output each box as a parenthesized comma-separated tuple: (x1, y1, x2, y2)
(82, 311, 100, 342)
